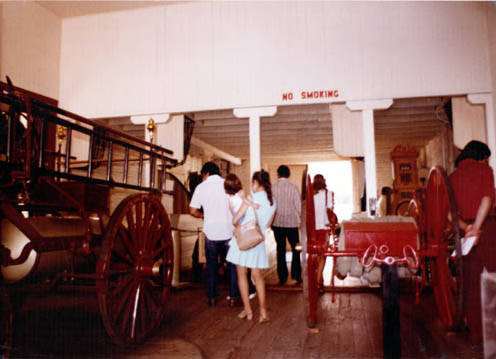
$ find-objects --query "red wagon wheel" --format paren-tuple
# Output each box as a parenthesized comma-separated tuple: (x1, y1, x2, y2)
(96, 193, 173, 346)
(302, 175, 318, 328)
(424, 166, 463, 330)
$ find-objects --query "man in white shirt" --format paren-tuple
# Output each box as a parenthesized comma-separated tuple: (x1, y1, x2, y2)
(190, 162, 238, 306)
(272, 165, 302, 285)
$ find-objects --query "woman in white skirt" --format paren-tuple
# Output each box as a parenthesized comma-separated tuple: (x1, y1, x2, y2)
(226, 170, 276, 323)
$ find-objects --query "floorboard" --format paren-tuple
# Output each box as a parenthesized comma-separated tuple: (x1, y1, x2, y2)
(7, 280, 483, 359)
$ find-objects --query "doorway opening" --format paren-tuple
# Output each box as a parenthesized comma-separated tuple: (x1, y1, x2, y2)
(307, 160, 353, 221)
(307, 160, 358, 287)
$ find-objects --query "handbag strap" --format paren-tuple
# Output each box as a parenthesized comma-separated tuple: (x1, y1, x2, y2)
(249, 195, 261, 226)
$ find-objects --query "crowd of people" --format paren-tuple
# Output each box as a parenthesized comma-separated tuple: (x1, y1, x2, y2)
(188, 142, 495, 346)
(188, 162, 336, 322)
(190, 162, 299, 322)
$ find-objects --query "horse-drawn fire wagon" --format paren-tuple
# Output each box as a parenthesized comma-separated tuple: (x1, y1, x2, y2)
(301, 166, 465, 357)
(0, 80, 179, 356)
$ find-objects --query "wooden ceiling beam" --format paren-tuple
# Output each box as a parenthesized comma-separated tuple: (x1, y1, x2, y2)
(390, 97, 444, 108)
(195, 120, 332, 131)
(194, 113, 331, 127)
(375, 125, 442, 132)
(375, 106, 438, 117)
(375, 114, 438, 121)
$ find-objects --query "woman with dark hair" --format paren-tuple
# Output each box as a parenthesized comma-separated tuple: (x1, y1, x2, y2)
(224, 174, 258, 304)
(313, 174, 334, 293)
(226, 170, 276, 323)
(449, 140, 495, 345)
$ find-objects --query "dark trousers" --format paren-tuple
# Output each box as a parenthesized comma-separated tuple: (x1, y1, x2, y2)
(463, 218, 496, 344)
(205, 238, 239, 299)
(272, 226, 301, 283)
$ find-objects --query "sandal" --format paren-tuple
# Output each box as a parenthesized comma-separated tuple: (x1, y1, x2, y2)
(259, 315, 269, 324)
(259, 310, 269, 324)
(238, 310, 253, 320)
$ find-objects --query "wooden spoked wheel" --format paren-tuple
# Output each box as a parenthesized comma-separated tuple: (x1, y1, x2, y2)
(424, 166, 463, 330)
(0, 283, 12, 359)
(302, 175, 318, 328)
(96, 194, 173, 346)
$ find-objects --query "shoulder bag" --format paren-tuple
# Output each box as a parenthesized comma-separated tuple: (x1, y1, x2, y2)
(234, 206, 264, 250)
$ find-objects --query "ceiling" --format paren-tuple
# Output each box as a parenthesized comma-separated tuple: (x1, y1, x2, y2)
(101, 96, 449, 163)
(37, 1, 180, 18)
(192, 97, 449, 162)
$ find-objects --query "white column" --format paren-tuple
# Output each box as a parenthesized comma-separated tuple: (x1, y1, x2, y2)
(346, 99, 393, 214)
(467, 93, 496, 180)
(233, 106, 277, 176)
(249, 115, 261, 174)
(362, 109, 377, 210)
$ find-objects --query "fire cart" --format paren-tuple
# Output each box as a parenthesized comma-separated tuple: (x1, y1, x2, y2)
(301, 167, 464, 357)
(0, 80, 178, 355)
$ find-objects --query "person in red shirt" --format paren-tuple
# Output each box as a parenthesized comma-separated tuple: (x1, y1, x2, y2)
(449, 140, 496, 345)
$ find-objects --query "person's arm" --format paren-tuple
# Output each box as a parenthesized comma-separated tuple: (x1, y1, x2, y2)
(233, 201, 250, 225)
(239, 190, 259, 209)
(189, 186, 203, 218)
(465, 196, 493, 238)
(189, 207, 203, 218)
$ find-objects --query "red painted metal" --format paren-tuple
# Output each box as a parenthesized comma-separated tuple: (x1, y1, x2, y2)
(361, 244, 419, 269)
(343, 221, 418, 256)
(303, 175, 318, 327)
(303, 170, 467, 328)
(424, 166, 463, 330)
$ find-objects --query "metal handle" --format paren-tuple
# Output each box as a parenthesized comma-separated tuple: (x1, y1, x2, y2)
(361, 244, 419, 269)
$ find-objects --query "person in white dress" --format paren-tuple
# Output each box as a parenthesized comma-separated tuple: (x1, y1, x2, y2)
(226, 170, 276, 322)
(224, 174, 257, 303)
(313, 174, 335, 292)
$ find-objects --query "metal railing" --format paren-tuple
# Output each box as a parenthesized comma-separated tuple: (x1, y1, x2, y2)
(0, 81, 177, 194)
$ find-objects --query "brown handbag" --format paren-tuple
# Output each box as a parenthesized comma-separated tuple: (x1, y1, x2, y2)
(234, 208, 264, 250)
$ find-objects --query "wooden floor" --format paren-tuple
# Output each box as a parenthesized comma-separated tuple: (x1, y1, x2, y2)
(9, 280, 483, 359)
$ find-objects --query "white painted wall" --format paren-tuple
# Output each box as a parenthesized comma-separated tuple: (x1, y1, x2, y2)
(59, 2, 492, 118)
(0, 2, 61, 99)
(452, 96, 487, 148)
(488, 4, 496, 147)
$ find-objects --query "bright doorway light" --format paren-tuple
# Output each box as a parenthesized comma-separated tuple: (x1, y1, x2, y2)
(307, 161, 353, 220)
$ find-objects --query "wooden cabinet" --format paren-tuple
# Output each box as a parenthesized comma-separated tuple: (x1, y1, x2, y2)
(391, 145, 419, 215)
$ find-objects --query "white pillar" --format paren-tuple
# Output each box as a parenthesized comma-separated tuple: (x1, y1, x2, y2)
(346, 99, 393, 214)
(467, 93, 496, 180)
(249, 115, 261, 174)
(362, 109, 377, 211)
(233, 106, 277, 176)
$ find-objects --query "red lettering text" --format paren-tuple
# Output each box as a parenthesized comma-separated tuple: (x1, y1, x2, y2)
(284, 89, 340, 101)
(282, 92, 294, 101)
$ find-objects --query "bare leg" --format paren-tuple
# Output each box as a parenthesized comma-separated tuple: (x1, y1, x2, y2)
(236, 265, 252, 319)
(316, 255, 325, 290)
(252, 268, 268, 322)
